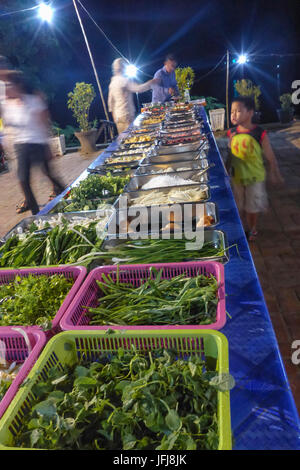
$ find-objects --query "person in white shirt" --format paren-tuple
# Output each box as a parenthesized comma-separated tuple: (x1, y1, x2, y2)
(2, 73, 64, 214)
(108, 58, 158, 134)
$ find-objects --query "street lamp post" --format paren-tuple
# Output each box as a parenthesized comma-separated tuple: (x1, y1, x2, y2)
(72, 0, 113, 139)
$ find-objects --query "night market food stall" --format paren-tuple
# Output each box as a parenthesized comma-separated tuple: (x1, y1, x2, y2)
(0, 101, 299, 451)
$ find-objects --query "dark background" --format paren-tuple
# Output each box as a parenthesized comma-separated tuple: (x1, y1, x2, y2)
(1, 0, 300, 128)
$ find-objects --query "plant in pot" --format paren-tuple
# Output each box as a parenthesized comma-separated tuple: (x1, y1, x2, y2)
(277, 93, 294, 124)
(67, 82, 100, 154)
(175, 67, 195, 101)
(234, 79, 262, 123)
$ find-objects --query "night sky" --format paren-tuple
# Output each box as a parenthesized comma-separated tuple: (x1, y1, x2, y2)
(10, 0, 300, 125)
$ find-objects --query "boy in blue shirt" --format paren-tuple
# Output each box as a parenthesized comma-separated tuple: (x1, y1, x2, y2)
(152, 54, 180, 103)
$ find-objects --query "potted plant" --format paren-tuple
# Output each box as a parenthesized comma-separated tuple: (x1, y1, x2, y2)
(67, 82, 101, 154)
(175, 67, 195, 101)
(50, 122, 66, 156)
(277, 93, 294, 123)
(234, 79, 262, 123)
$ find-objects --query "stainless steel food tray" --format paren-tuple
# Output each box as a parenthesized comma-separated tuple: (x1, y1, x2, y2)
(101, 229, 229, 265)
(135, 159, 209, 176)
(114, 183, 210, 210)
(107, 201, 219, 237)
(124, 168, 209, 192)
(87, 166, 136, 177)
(139, 148, 208, 165)
(1, 210, 110, 242)
(157, 138, 206, 154)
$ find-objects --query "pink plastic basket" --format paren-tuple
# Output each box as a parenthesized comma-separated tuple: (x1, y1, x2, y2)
(0, 327, 46, 419)
(0, 266, 87, 336)
(60, 261, 226, 331)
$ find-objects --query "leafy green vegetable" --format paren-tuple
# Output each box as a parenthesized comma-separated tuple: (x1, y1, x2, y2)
(0, 220, 103, 269)
(0, 274, 74, 327)
(13, 348, 220, 450)
(58, 173, 130, 212)
(86, 269, 219, 326)
(75, 238, 225, 267)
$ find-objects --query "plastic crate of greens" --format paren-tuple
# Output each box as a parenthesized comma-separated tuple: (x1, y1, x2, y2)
(0, 266, 86, 336)
(0, 327, 46, 419)
(0, 330, 232, 450)
(60, 261, 226, 331)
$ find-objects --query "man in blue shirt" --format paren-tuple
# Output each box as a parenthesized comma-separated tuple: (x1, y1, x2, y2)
(152, 54, 180, 103)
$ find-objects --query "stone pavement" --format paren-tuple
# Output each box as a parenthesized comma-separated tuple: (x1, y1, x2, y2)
(0, 149, 100, 238)
(216, 120, 300, 414)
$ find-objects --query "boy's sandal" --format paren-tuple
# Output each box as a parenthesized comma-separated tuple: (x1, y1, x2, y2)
(248, 230, 258, 241)
(16, 201, 29, 214)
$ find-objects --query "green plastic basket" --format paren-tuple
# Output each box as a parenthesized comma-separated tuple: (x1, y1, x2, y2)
(0, 330, 232, 450)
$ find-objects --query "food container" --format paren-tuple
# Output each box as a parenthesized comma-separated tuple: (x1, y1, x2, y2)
(60, 260, 226, 331)
(0, 329, 232, 450)
(135, 159, 209, 176)
(101, 229, 229, 265)
(140, 148, 208, 165)
(2, 211, 108, 242)
(157, 138, 207, 155)
(124, 168, 210, 192)
(0, 327, 46, 419)
(87, 166, 136, 178)
(107, 201, 219, 236)
(114, 183, 210, 209)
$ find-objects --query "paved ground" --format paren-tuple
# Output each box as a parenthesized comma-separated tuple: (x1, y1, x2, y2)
(216, 120, 300, 414)
(0, 148, 100, 238)
(1, 122, 300, 415)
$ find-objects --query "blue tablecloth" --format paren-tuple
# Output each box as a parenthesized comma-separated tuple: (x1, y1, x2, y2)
(39, 107, 300, 450)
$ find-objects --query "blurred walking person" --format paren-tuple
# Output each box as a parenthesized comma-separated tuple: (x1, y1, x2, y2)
(1, 72, 65, 215)
(108, 58, 158, 134)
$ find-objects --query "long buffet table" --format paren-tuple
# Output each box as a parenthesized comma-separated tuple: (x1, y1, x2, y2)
(38, 104, 300, 450)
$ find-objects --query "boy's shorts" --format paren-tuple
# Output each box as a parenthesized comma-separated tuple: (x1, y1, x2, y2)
(232, 181, 269, 214)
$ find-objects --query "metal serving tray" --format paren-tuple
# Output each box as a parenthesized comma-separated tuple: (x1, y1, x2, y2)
(163, 119, 198, 129)
(124, 168, 209, 192)
(107, 201, 219, 237)
(114, 183, 210, 210)
(135, 159, 209, 176)
(157, 138, 206, 155)
(87, 166, 136, 178)
(1, 210, 109, 242)
(160, 123, 201, 134)
(139, 148, 209, 165)
(101, 229, 229, 265)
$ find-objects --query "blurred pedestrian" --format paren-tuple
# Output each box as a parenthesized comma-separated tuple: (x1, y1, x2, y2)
(108, 58, 158, 134)
(1, 72, 65, 215)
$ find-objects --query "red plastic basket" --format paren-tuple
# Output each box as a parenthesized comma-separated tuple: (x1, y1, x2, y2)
(0, 327, 46, 419)
(60, 261, 226, 331)
(0, 266, 87, 336)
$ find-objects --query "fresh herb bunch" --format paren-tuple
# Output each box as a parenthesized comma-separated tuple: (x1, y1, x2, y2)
(0, 274, 74, 327)
(75, 238, 225, 267)
(0, 220, 103, 268)
(14, 348, 219, 450)
(86, 269, 219, 326)
(62, 173, 130, 212)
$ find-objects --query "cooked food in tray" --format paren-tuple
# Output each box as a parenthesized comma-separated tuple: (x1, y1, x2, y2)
(129, 185, 209, 207)
(122, 134, 155, 144)
(105, 154, 144, 163)
(160, 135, 202, 146)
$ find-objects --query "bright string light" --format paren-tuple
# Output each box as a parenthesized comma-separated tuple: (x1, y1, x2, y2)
(38, 3, 53, 22)
(125, 64, 138, 78)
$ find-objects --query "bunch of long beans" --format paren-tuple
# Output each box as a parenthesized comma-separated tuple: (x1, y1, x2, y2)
(86, 269, 219, 326)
